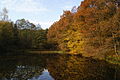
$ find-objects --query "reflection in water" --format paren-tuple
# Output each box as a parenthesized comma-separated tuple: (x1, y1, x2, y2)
(47, 55, 120, 80)
(0, 54, 120, 80)
(29, 69, 54, 80)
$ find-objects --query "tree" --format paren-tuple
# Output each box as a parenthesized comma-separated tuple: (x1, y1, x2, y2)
(0, 21, 14, 53)
(47, 0, 120, 58)
(71, 6, 77, 13)
(0, 8, 9, 21)
(15, 19, 35, 29)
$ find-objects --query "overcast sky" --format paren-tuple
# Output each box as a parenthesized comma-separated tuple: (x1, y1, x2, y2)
(0, 0, 83, 29)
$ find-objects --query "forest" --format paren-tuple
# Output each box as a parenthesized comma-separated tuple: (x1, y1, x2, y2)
(47, 0, 120, 59)
(0, 8, 48, 54)
(0, 0, 120, 59)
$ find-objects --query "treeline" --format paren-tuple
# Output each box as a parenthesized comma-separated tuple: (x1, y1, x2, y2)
(47, 0, 120, 58)
(0, 15, 48, 54)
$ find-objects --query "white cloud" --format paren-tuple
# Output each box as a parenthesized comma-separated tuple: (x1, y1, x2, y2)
(0, 0, 48, 13)
(30, 20, 53, 29)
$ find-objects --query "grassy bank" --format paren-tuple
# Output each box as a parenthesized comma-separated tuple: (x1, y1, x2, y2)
(27, 50, 66, 54)
(26, 50, 120, 65)
(106, 55, 120, 65)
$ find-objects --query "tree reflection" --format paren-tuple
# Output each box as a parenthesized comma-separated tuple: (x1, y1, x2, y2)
(47, 54, 120, 80)
(0, 54, 120, 80)
(0, 55, 45, 80)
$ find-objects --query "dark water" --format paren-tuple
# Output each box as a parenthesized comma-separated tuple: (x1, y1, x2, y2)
(0, 54, 120, 80)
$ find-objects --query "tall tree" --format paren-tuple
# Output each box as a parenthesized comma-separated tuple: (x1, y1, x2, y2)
(0, 8, 9, 21)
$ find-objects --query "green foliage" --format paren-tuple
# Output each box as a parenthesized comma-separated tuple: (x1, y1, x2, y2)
(106, 55, 120, 65)
(16, 19, 35, 29)
(0, 21, 14, 53)
(0, 0, 120, 58)
(0, 20, 48, 55)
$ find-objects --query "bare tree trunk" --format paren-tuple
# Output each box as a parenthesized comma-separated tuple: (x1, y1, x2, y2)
(112, 33, 118, 55)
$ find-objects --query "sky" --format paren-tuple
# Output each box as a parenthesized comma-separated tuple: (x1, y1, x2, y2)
(0, 0, 83, 29)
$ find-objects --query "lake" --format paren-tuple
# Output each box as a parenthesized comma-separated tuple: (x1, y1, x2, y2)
(0, 53, 120, 80)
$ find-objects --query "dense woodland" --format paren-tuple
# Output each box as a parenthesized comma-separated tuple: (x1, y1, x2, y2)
(0, 8, 48, 54)
(47, 0, 120, 58)
(0, 21, 48, 54)
(0, 0, 120, 59)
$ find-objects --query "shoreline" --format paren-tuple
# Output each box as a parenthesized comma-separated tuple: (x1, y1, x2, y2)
(0, 50, 120, 65)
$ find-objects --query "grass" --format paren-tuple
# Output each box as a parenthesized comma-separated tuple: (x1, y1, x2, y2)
(27, 50, 66, 54)
(106, 55, 120, 65)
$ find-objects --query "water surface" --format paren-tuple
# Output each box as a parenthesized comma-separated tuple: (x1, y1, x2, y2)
(0, 53, 120, 80)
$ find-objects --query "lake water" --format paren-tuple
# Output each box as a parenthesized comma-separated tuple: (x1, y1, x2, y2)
(0, 53, 120, 80)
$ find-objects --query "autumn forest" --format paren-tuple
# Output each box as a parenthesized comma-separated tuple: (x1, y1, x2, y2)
(0, 0, 120, 80)
(48, 0, 120, 59)
(0, 0, 120, 59)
